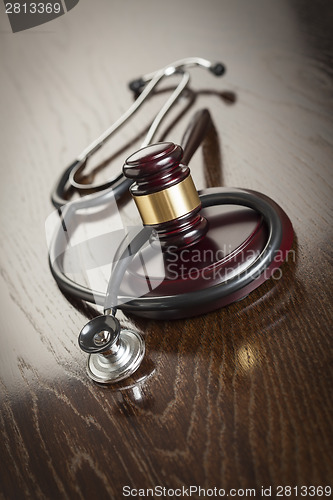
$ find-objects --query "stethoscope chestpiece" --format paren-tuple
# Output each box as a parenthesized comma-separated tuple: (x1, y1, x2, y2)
(78, 315, 145, 384)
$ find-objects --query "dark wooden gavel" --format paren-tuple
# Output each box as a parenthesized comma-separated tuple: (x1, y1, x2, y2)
(123, 110, 212, 249)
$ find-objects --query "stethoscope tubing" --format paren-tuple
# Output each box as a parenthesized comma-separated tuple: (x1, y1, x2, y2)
(49, 189, 283, 313)
(50, 71, 190, 209)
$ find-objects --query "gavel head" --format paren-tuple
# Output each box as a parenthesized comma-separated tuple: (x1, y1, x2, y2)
(123, 142, 208, 250)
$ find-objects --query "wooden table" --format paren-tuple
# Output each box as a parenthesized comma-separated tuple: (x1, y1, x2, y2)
(1, 0, 332, 498)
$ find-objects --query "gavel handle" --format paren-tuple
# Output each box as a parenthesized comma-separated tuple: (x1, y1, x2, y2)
(181, 109, 213, 165)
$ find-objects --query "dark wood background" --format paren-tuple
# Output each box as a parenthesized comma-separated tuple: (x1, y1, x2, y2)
(0, 0, 332, 498)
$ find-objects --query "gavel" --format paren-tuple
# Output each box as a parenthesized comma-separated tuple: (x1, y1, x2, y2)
(123, 141, 208, 250)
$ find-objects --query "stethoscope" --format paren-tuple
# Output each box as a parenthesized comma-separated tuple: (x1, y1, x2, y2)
(49, 57, 293, 384)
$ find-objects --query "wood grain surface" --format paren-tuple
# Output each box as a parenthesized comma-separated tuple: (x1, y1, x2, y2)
(0, 0, 332, 498)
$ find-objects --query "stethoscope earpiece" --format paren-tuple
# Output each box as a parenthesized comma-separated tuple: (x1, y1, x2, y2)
(79, 315, 145, 384)
(209, 62, 226, 76)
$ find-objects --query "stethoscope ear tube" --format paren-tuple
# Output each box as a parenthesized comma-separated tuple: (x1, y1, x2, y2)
(50, 158, 133, 210)
(51, 159, 81, 210)
(50, 58, 226, 209)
